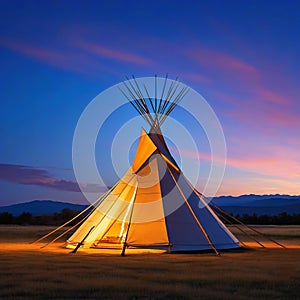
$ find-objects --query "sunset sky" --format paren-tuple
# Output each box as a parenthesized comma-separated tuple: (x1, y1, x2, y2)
(1, 0, 300, 205)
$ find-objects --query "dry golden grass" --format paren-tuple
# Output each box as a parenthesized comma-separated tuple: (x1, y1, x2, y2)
(0, 225, 300, 299)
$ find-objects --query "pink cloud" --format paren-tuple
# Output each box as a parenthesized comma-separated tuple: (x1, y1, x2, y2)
(171, 142, 300, 181)
(185, 46, 297, 129)
(0, 39, 121, 76)
(171, 144, 300, 196)
(227, 156, 300, 179)
(212, 86, 298, 131)
(258, 88, 288, 105)
(184, 45, 292, 108)
(225, 97, 300, 128)
(264, 107, 300, 126)
(0, 163, 81, 192)
(169, 145, 212, 161)
(0, 164, 107, 193)
(225, 140, 300, 180)
(188, 47, 260, 79)
(73, 39, 153, 66)
(1, 40, 77, 69)
(217, 176, 300, 196)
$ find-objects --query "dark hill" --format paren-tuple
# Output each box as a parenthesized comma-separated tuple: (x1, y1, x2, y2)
(1, 194, 300, 217)
(0, 200, 88, 216)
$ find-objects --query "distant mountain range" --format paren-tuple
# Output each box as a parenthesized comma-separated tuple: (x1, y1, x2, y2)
(0, 200, 87, 216)
(211, 194, 300, 216)
(0, 195, 300, 216)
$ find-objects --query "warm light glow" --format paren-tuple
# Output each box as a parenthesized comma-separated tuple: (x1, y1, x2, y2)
(119, 183, 137, 241)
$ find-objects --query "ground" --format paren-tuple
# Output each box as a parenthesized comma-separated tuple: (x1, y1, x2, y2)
(0, 225, 299, 299)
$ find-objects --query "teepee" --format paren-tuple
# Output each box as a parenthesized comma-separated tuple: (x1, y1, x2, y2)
(64, 76, 240, 255)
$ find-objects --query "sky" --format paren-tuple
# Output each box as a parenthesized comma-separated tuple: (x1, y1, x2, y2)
(0, 0, 300, 205)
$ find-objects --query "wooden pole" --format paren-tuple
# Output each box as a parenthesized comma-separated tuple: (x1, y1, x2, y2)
(31, 193, 105, 244)
(214, 211, 263, 248)
(41, 207, 95, 248)
(155, 74, 157, 112)
(121, 185, 138, 256)
(71, 226, 95, 254)
(157, 74, 168, 115)
(211, 203, 286, 249)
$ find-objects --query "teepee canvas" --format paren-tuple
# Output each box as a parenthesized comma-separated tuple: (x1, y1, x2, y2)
(66, 127, 240, 254)
(64, 76, 240, 255)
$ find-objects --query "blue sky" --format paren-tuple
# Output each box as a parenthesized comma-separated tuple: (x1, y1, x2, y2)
(1, 0, 300, 205)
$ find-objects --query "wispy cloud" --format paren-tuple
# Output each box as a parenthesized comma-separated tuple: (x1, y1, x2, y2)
(258, 88, 288, 105)
(0, 37, 154, 77)
(187, 47, 260, 78)
(224, 94, 300, 129)
(0, 164, 106, 193)
(0, 39, 120, 76)
(226, 155, 300, 179)
(170, 143, 300, 180)
(218, 175, 300, 196)
(183, 45, 293, 107)
(0, 163, 80, 191)
(74, 39, 153, 66)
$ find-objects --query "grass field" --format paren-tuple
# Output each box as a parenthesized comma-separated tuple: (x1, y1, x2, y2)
(0, 225, 299, 299)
